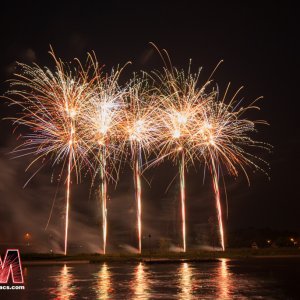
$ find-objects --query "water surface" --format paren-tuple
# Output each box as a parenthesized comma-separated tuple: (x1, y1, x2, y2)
(2, 258, 300, 299)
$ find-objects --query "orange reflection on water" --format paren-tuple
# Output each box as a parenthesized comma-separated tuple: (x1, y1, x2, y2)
(133, 262, 149, 299)
(178, 262, 193, 299)
(217, 258, 232, 300)
(51, 264, 76, 300)
(95, 263, 113, 299)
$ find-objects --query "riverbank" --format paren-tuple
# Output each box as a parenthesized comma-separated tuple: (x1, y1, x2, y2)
(20, 248, 300, 265)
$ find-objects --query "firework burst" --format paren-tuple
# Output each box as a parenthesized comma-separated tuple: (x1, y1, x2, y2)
(191, 87, 270, 250)
(4, 49, 95, 255)
(149, 45, 269, 251)
(3, 46, 271, 255)
(117, 75, 160, 253)
(149, 59, 215, 252)
(79, 59, 128, 254)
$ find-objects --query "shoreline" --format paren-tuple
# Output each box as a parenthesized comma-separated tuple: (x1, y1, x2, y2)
(20, 249, 300, 265)
(22, 260, 90, 266)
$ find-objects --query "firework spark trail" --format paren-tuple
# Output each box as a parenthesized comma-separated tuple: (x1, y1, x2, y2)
(211, 158, 225, 251)
(100, 147, 108, 254)
(179, 150, 186, 252)
(64, 102, 77, 255)
(134, 147, 142, 253)
(64, 147, 73, 255)
(130, 142, 143, 254)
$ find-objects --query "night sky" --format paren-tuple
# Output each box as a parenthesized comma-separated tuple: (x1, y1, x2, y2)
(0, 1, 299, 252)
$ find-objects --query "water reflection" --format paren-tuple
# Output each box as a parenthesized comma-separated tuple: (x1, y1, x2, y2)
(13, 258, 294, 300)
(217, 259, 231, 300)
(95, 263, 113, 299)
(133, 262, 149, 299)
(178, 262, 193, 299)
(49, 264, 76, 300)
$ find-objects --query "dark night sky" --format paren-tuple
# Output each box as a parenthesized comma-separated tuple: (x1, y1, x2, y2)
(0, 1, 299, 252)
